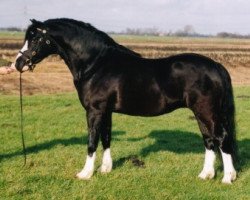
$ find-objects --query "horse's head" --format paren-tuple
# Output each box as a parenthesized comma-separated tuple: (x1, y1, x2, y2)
(15, 19, 57, 72)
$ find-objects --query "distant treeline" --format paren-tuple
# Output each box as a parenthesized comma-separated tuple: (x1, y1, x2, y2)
(216, 32, 250, 39)
(0, 27, 25, 32)
(111, 25, 250, 39)
(1, 26, 250, 39)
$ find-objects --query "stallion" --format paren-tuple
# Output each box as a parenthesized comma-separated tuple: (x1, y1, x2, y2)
(14, 18, 237, 184)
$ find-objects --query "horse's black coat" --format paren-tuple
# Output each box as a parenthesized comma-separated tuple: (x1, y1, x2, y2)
(15, 18, 237, 172)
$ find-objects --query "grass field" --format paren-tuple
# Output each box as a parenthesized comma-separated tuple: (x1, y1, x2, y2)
(0, 87, 250, 200)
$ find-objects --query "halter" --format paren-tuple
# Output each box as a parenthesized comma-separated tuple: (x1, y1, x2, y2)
(19, 28, 52, 71)
(18, 28, 54, 165)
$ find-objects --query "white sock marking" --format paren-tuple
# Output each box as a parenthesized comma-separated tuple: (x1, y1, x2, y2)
(76, 152, 96, 180)
(101, 148, 112, 173)
(220, 149, 236, 184)
(198, 148, 216, 180)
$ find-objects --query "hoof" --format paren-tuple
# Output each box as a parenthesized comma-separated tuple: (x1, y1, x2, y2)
(100, 163, 112, 174)
(76, 170, 94, 180)
(222, 171, 236, 184)
(198, 169, 215, 180)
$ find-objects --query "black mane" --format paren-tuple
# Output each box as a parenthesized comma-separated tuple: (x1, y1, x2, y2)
(43, 18, 140, 57)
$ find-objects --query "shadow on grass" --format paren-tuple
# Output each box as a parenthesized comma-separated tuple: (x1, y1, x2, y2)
(0, 131, 125, 162)
(113, 129, 202, 169)
(113, 129, 250, 170)
(0, 136, 87, 162)
(140, 130, 203, 156)
(1, 129, 249, 170)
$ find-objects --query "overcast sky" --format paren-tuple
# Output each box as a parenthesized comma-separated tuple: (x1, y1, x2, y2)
(0, 0, 249, 35)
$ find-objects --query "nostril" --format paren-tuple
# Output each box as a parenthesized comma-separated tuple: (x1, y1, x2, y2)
(15, 58, 26, 72)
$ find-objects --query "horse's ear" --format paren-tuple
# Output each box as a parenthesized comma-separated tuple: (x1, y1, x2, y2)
(30, 19, 47, 33)
(30, 19, 43, 25)
(30, 19, 36, 24)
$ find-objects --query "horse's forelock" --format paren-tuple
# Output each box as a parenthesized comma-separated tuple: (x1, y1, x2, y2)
(24, 22, 47, 41)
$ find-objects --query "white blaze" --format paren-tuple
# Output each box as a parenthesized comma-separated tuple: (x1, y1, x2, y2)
(16, 40, 29, 60)
(13, 40, 29, 72)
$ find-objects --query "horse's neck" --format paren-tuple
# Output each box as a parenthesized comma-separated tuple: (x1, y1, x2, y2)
(53, 33, 105, 80)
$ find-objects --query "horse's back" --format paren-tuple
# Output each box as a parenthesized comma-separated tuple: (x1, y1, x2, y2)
(118, 53, 227, 114)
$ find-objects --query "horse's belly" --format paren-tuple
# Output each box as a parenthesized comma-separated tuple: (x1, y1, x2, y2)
(114, 91, 167, 116)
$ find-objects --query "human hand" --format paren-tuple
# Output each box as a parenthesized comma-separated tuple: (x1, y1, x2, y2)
(0, 65, 16, 75)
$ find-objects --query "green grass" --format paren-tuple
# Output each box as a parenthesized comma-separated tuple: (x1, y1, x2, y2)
(0, 87, 250, 200)
(0, 31, 24, 39)
(0, 58, 11, 67)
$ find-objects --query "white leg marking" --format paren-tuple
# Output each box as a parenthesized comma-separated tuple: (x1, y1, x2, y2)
(76, 152, 96, 180)
(198, 148, 216, 180)
(100, 148, 113, 173)
(220, 149, 236, 184)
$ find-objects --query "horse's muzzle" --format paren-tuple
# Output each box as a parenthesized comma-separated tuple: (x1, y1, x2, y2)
(15, 57, 29, 72)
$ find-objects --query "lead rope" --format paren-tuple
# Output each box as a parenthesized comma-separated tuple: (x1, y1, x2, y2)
(19, 72, 27, 166)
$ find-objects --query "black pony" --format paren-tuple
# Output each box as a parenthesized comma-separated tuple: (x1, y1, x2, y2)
(14, 18, 237, 184)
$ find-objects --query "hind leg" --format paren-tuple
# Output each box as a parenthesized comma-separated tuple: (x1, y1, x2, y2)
(100, 112, 113, 174)
(196, 113, 237, 183)
(188, 93, 219, 180)
(192, 94, 224, 180)
(196, 117, 216, 180)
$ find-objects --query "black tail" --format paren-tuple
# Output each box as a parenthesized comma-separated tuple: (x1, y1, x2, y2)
(218, 63, 238, 163)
